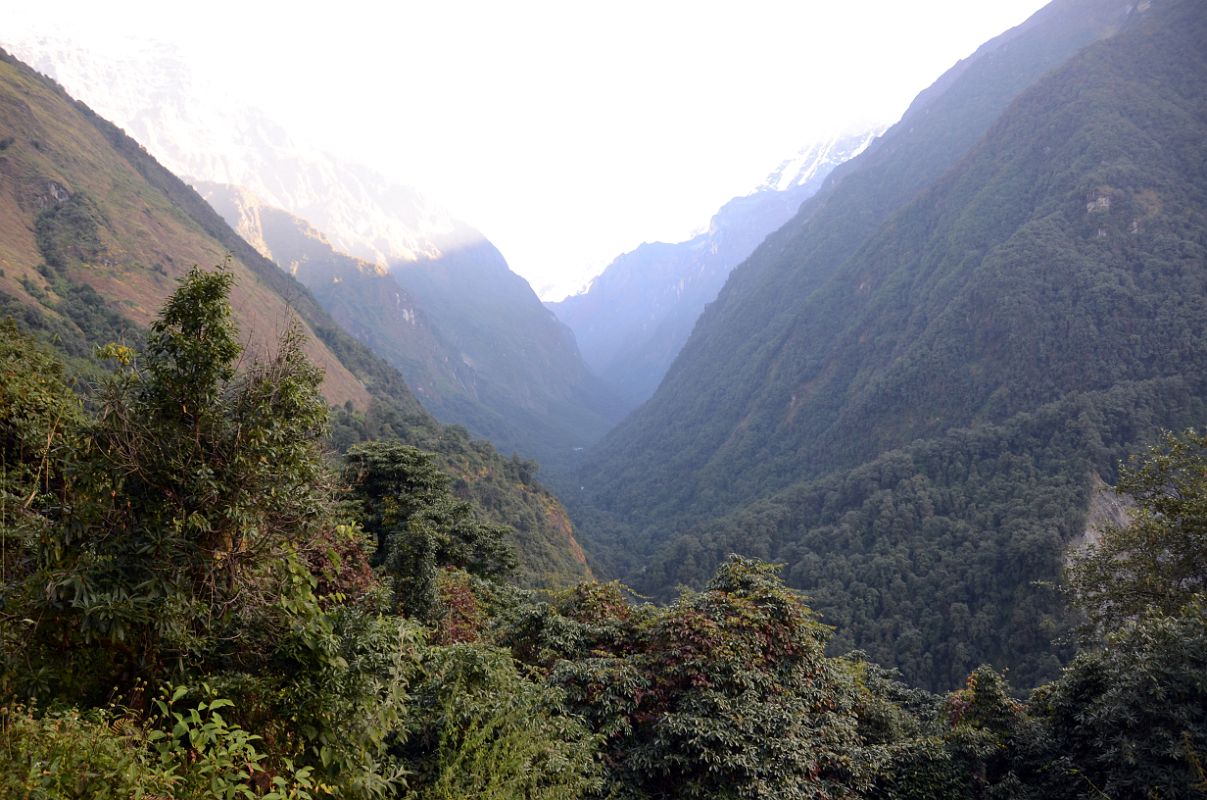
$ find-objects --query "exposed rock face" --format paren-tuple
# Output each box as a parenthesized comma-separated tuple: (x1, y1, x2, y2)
(1074, 473, 1135, 552)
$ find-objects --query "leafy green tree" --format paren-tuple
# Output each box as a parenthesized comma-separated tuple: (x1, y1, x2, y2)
(344, 440, 516, 619)
(623, 557, 871, 800)
(1064, 429, 1207, 635)
(851, 657, 965, 800)
(1032, 600, 1207, 800)
(398, 643, 601, 800)
(510, 557, 872, 799)
(0, 320, 83, 587)
(20, 266, 333, 692)
(1030, 428, 1207, 799)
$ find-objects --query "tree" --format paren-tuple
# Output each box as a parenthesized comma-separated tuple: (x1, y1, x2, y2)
(1037, 428, 1207, 799)
(343, 440, 516, 620)
(1064, 429, 1207, 635)
(1036, 600, 1207, 800)
(24, 266, 333, 690)
(397, 643, 601, 800)
(1, 321, 85, 693)
(526, 557, 873, 799)
(0, 320, 82, 565)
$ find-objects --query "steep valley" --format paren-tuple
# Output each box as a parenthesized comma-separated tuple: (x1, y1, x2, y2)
(1, 1, 1205, 795)
(548, 129, 883, 410)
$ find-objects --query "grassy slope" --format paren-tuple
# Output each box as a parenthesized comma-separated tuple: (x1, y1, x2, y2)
(0, 52, 376, 407)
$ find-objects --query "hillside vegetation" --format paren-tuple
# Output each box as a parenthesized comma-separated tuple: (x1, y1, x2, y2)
(577, 0, 1207, 689)
(549, 131, 878, 410)
(2, 274, 1203, 797)
(0, 46, 590, 587)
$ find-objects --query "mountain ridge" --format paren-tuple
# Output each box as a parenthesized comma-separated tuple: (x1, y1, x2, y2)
(574, 0, 1205, 688)
(582, 0, 1141, 527)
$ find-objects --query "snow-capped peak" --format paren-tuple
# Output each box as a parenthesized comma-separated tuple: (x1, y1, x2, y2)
(760, 127, 885, 193)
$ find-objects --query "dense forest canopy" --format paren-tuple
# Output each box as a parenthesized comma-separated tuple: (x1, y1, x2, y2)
(1, 270, 1204, 797)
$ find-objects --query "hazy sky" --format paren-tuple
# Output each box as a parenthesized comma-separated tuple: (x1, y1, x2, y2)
(9, 1, 1049, 299)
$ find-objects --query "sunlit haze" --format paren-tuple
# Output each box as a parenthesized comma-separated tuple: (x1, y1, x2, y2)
(9, 0, 1049, 299)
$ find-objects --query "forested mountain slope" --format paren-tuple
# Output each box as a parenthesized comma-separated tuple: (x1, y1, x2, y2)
(634, 378, 1203, 689)
(583, 0, 1137, 526)
(199, 181, 622, 484)
(578, 0, 1206, 688)
(0, 47, 591, 587)
(549, 131, 879, 410)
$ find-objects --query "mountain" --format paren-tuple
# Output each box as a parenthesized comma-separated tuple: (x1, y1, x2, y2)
(548, 130, 881, 409)
(200, 180, 622, 478)
(577, 0, 1206, 689)
(0, 45, 591, 588)
(197, 181, 488, 408)
(0, 54, 380, 411)
(388, 238, 622, 475)
(3, 35, 463, 269)
(5, 35, 620, 483)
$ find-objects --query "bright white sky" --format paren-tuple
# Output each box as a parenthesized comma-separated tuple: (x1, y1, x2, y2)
(9, 0, 1048, 299)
